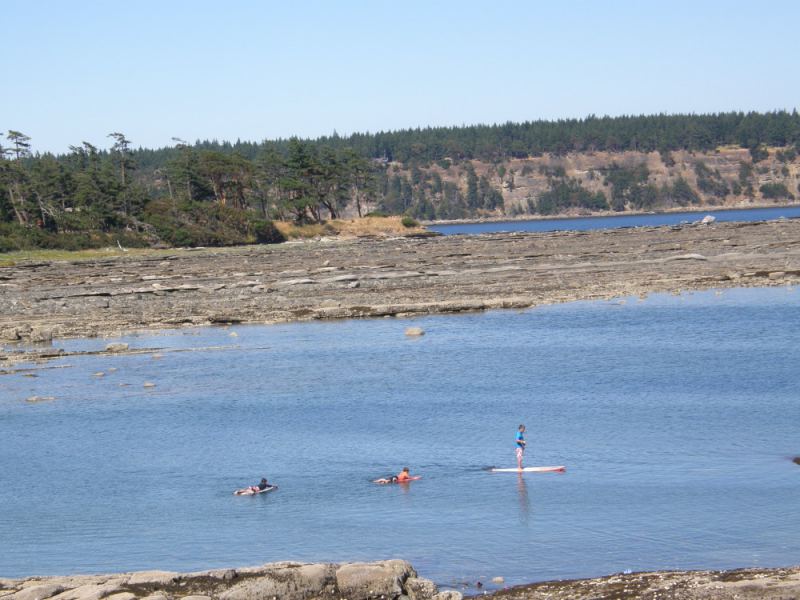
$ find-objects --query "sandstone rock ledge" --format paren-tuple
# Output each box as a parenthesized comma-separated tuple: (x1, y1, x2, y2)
(0, 560, 460, 600)
(3, 219, 800, 365)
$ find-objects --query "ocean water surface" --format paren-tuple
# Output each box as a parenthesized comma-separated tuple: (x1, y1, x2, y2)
(1, 287, 799, 587)
(428, 204, 800, 235)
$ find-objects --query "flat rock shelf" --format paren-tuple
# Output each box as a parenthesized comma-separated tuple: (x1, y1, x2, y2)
(2, 219, 800, 364)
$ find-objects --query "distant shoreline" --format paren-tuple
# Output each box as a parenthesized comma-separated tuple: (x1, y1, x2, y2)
(422, 200, 800, 226)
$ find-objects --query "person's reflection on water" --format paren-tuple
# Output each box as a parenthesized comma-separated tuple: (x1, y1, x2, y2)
(517, 473, 530, 522)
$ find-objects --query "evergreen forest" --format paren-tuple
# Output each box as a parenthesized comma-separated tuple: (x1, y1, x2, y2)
(2, 111, 799, 251)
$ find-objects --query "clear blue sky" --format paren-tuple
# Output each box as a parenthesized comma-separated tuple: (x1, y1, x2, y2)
(4, 0, 799, 154)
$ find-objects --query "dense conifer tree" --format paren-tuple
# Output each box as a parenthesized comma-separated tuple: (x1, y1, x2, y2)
(3, 111, 800, 251)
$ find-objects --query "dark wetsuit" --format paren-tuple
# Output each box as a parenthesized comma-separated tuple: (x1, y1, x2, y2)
(257, 481, 270, 491)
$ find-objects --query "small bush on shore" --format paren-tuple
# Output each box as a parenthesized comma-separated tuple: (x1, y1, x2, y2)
(0, 222, 150, 253)
(143, 200, 284, 247)
(252, 220, 285, 244)
(401, 216, 419, 228)
(760, 182, 795, 200)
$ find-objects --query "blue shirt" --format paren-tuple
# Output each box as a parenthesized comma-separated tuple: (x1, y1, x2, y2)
(516, 431, 525, 448)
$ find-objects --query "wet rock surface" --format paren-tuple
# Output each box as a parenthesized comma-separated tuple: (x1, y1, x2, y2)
(0, 561, 456, 600)
(478, 566, 800, 599)
(2, 220, 799, 365)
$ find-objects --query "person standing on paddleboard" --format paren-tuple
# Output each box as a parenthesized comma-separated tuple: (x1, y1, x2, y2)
(516, 424, 526, 470)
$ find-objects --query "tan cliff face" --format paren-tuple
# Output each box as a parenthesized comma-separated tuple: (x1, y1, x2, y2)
(382, 146, 800, 217)
(505, 148, 797, 209)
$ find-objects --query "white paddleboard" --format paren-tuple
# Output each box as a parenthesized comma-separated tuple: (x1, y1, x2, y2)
(490, 466, 565, 473)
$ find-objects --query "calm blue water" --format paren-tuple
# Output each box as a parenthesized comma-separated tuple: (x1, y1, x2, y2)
(429, 205, 800, 235)
(2, 287, 799, 587)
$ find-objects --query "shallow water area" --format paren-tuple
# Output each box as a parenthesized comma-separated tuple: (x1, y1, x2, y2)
(2, 287, 799, 587)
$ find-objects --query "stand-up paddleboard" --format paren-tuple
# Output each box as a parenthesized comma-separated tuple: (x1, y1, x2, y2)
(233, 485, 278, 496)
(490, 466, 565, 473)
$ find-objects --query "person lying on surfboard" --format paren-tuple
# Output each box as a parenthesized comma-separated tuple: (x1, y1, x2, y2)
(373, 467, 418, 484)
(516, 424, 526, 470)
(234, 477, 273, 495)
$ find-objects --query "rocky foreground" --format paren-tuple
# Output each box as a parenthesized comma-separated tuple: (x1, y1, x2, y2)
(486, 566, 800, 600)
(0, 561, 457, 600)
(2, 219, 800, 364)
(3, 562, 800, 600)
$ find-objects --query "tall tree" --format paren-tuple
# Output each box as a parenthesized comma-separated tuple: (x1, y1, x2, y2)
(196, 150, 252, 208)
(108, 132, 133, 187)
(108, 132, 136, 215)
(169, 137, 204, 202)
(465, 165, 479, 209)
(313, 146, 346, 220)
(28, 154, 75, 230)
(281, 139, 317, 222)
(342, 149, 374, 218)
(67, 141, 124, 228)
(3, 131, 33, 225)
(6, 130, 31, 161)
(254, 147, 287, 218)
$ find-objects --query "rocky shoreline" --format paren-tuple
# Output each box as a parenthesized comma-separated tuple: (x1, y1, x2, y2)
(0, 560, 457, 600)
(3, 562, 799, 600)
(484, 566, 800, 600)
(2, 219, 800, 365)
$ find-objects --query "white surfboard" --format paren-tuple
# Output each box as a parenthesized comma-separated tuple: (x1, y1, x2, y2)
(233, 485, 278, 495)
(490, 466, 565, 473)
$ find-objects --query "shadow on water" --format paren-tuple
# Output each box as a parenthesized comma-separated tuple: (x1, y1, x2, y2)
(517, 474, 530, 523)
